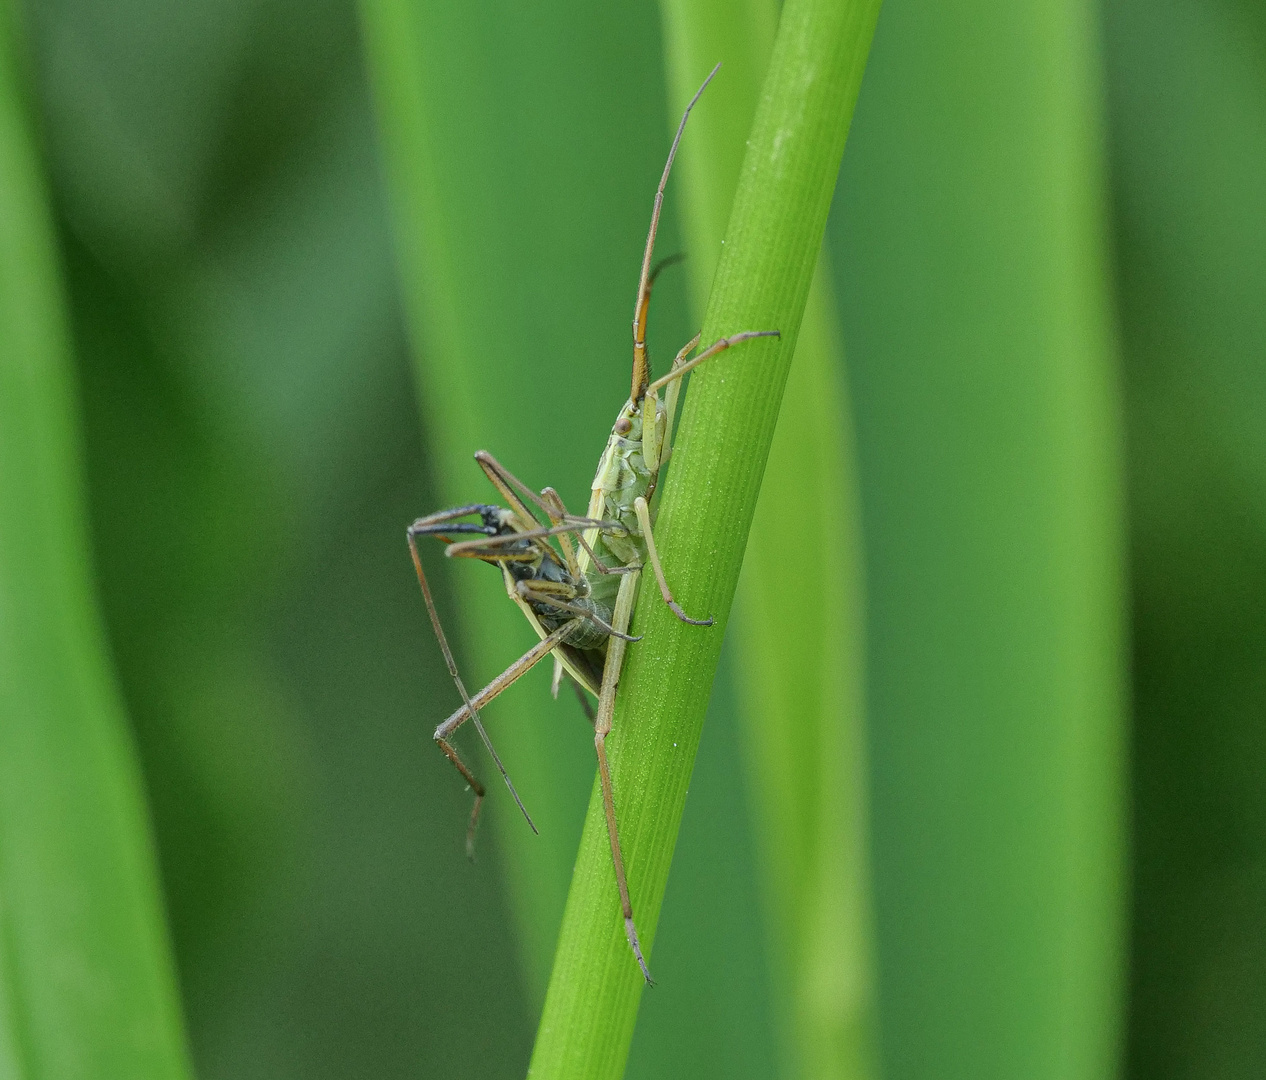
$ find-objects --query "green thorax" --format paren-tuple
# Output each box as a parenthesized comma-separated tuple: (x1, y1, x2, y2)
(579, 395, 667, 602)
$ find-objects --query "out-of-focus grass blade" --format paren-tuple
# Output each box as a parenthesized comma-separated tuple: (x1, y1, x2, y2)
(735, 268, 871, 1080)
(1105, 0, 1266, 1073)
(658, 4, 874, 1078)
(358, 0, 686, 1000)
(529, 0, 881, 1073)
(0, 11, 192, 1078)
(28, 0, 539, 1071)
(830, 1, 1126, 1078)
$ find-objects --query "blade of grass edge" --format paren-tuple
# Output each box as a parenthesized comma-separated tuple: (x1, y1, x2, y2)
(0, 10, 193, 1079)
(528, 0, 883, 1075)
(658, 5, 875, 1077)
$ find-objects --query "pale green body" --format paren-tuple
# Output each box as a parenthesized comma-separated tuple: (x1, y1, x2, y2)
(579, 391, 672, 613)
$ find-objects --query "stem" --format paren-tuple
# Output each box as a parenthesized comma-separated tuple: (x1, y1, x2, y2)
(527, 0, 883, 1074)
(660, 3, 876, 1077)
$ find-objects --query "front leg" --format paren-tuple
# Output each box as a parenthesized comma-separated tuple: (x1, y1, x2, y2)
(632, 496, 712, 626)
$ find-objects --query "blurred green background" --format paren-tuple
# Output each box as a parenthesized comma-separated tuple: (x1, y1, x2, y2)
(0, 0, 1262, 1077)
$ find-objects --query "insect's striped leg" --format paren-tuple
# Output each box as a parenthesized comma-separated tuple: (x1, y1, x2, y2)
(593, 569, 653, 984)
(632, 496, 712, 626)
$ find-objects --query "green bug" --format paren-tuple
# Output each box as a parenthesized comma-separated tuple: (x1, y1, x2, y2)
(409, 63, 778, 982)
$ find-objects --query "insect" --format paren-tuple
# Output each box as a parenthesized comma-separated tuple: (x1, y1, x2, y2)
(408, 63, 778, 983)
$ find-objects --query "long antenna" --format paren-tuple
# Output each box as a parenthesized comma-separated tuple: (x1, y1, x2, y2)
(630, 61, 721, 403)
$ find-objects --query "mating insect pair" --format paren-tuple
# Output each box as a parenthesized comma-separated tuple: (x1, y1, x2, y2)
(407, 63, 778, 984)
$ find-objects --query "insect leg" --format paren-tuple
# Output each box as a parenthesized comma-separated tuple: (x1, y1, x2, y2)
(546, 653, 598, 723)
(443, 518, 617, 561)
(569, 674, 597, 725)
(429, 619, 582, 857)
(566, 528, 639, 578)
(540, 487, 583, 579)
(535, 485, 640, 583)
(408, 503, 502, 532)
(593, 569, 653, 983)
(477, 466, 634, 580)
(474, 451, 562, 525)
(646, 331, 777, 483)
(584, 550, 639, 576)
(649, 251, 686, 286)
(432, 617, 583, 735)
(409, 523, 562, 850)
(631, 495, 712, 626)
(535, 489, 636, 581)
(651, 333, 702, 473)
(474, 461, 618, 555)
(432, 736, 485, 859)
(646, 329, 781, 397)
(514, 579, 643, 642)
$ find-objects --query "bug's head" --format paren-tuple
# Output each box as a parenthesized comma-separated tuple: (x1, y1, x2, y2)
(613, 407, 642, 442)
(407, 504, 508, 543)
(408, 504, 543, 568)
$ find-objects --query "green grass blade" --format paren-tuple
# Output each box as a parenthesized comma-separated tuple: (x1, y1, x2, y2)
(734, 265, 872, 1080)
(528, 0, 882, 1074)
(829, 0, 1127, 1076)
(658, 5, 875, 1078)
(1106, 0, 1266, 1071)
(0, 12, 192, 1079)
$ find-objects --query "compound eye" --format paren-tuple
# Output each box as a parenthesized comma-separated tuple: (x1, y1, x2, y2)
(615, 416, 633, 435)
